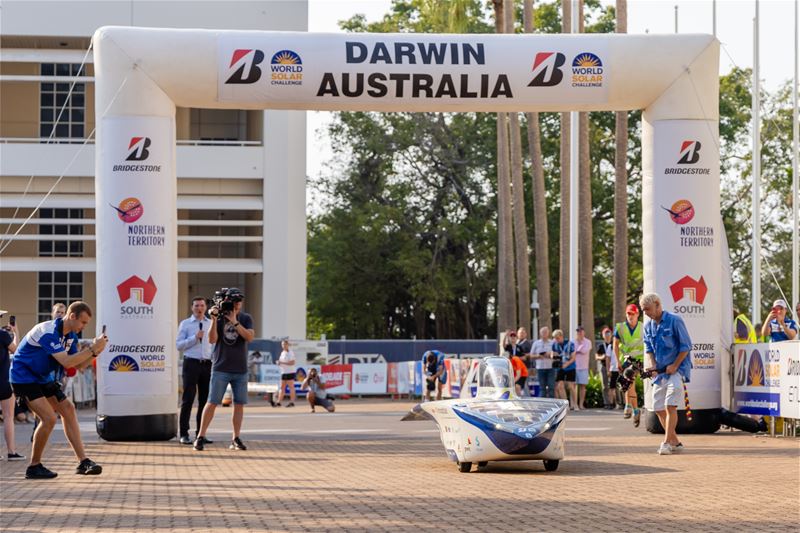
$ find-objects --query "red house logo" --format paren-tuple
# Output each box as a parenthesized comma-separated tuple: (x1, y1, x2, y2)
(669, 275, 707, 304)
(116, 275, 158, 305)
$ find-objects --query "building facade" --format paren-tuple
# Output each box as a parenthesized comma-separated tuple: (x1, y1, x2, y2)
(0, 1, 308, 338)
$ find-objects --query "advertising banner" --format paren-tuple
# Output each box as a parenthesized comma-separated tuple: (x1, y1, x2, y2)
(351, 363, 387, 394)
(733, 342, 800, 417)
(218, 34, 609, 110)
(259, 364, 281, 393)
(98, 116, 175, 398)
(398, 362, 412, 394)
(446, 359, 460, 398)
(320, 364, 352, 395)
(387, 363, 399, 394)
(413, 361, 423, 396)
(643, 119, 721, 411)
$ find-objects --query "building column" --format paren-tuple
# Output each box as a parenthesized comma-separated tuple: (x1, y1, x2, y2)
(261, 110, 306, 339)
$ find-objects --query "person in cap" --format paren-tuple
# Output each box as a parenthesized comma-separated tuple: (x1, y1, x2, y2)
(595, 327, 620, 409)
(614, 303, 644, 426)
(760, 299, 798, 342)
(194, 288, 255, 452)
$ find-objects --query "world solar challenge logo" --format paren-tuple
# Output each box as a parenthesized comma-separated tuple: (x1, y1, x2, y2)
(109, 355, 139, 372)
(571, 52, 603, 88)
(270, 50, 303, 86)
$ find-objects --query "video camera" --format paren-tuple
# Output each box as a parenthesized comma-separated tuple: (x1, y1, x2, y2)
(210, 287, 244, 316)
(617, 357, 665, 393)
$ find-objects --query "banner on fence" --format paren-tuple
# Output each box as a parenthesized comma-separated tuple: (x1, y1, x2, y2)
(733, 342, 800, 418)
(351, 363, 387, 394)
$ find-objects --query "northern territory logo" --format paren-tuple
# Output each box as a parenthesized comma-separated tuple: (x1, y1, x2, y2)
(117, 275, 157, 318)
(665, 140, 710, 175)
(661, 199, 695, 225)
(571, 52, 603, 88)
(110, 197, 143, 224)
(225, 49, 265, 84)
(109, 198, 165, 247)
(270, 50, 303, 86)
(528, 52, 565, 87)
(669, 275, 707, 314)
(112, 137, 161, 172)
(662, 199, 715, 248)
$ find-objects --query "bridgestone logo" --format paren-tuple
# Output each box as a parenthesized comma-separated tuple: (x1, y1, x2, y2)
(665, 168, 711, 175)
(112, 164, 162, 172)
(108, 344, 166, 352)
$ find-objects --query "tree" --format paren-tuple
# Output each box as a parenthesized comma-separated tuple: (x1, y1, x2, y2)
(558, 0, 571, 330)
(613, 0, 629, 327)
(506, 0, 532, 331)
(524, 0, 552, 331)
(493, 0, 517, 332)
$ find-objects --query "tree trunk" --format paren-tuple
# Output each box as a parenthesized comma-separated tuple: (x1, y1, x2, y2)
(524, 0, 552, 332)
(494, 0, 517, 333)
(577, 0, 595, 345)
(613, 0, 629, 326)
(506, 0, 531, 331)
(558, 0, 571, 331)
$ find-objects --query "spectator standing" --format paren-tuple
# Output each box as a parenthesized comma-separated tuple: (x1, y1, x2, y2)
(276, 340, 297, 407)
(531, 327, 556, 398)
(614, 304, 644, 426)
(508, 350, 528, 397)
(760, 299, 798, 342)
(302, 368, 335, 413)
(10, 301, 107, 478)
(552, 330, 576, 408)
(516, 327, 533, 395)
(0, 319, 24, 460)
(640, 293, 692, 455)
(595, 327, 620, 409)
(573, 326, 592, 410)
(176, 297, 213, 445)
(194, 288, 255, 452)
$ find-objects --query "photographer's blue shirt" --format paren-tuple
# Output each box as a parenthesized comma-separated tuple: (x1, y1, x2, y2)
(10, 318, 78, 384)
(421, 350, 447, 383)
(553, 340, 575, 370)
(643, 311, 692, 385)
(767, 317, 798, 342)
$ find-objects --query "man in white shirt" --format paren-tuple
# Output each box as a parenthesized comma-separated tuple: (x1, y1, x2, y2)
(176, 297, 213, 445)
(275, 340, 296, 408)
(531, 327, 556, 398)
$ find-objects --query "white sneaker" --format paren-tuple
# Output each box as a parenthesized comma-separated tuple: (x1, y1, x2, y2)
(657, 442, 673, 455)
(623, 405, 632, 419)
(672, 442, 684, 453)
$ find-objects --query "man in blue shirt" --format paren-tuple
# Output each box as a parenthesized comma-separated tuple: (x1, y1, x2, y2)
(551, 330, 576, 409)
(760, 299, 798, 342)
(10, 301, 108, 479)
(640, 293, 692, 456)
(176, 297, 213, 445)
(422, 350, 447, 401)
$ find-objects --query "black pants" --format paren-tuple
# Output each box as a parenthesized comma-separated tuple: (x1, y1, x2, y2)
(180, 358, 212, 437)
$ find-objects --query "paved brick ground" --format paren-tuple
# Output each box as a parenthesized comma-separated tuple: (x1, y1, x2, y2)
(1, 399, 797, 532)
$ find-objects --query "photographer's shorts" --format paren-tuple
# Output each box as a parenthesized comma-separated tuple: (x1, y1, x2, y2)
(11, 381, 66, 404)
(563, 369, 576, 383)
(208, 371, 249, 405)
(609, 371, 620, 388)
(312, 395, 334, 410)
(653, 373, 683, 411)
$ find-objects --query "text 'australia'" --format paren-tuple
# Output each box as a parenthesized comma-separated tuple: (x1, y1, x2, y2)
(317, 41, 511, 99)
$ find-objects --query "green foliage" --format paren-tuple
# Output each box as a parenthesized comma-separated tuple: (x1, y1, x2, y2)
(307, 1, 797, 339)
(584, 371, 605, 408)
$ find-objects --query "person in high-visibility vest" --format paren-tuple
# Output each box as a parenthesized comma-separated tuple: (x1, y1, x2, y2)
(613, 303, 644, 427)
(734, 314, 758, 344)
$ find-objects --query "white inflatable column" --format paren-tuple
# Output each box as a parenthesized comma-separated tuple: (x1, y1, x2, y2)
(641, 40, 722, 433)
(93, 28, 178, 440)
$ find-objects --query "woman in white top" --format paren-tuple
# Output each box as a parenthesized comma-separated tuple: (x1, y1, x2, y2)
(275, 340, 296, 407)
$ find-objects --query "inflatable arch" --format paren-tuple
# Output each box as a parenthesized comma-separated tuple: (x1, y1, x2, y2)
(93, 27, 726, 439)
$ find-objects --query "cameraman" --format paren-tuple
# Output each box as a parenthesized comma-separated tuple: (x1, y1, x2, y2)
(10, 301, 107, 478)
(194, 288, 255, 452)
(422, 350, 447, 401)
(302, 368, 335, 413)
(640, 293, 692, 456)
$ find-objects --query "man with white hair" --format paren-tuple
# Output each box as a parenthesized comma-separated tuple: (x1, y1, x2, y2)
(639, 293, 692, 456)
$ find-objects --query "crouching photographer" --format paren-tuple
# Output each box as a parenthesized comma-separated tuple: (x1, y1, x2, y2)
(193, 288, 255, 452)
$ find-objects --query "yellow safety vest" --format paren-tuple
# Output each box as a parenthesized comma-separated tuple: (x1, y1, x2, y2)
(734, 314, 758, 344)
(615, 320, 644, 360)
